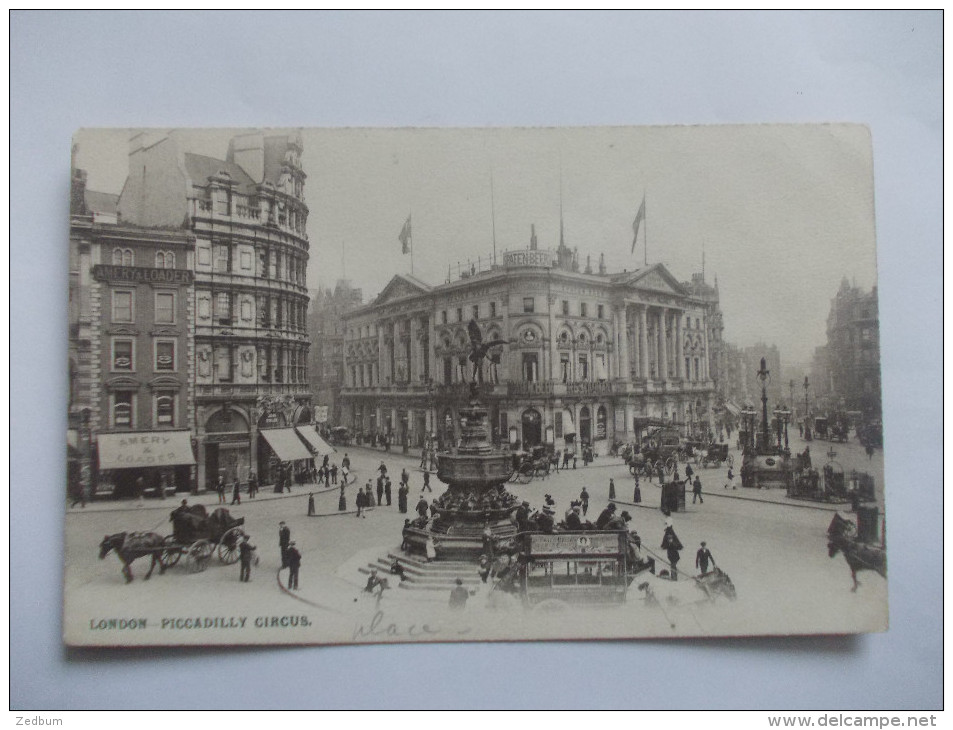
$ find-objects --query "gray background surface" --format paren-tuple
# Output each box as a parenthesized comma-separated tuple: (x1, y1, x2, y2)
(10, 10, 942, 710)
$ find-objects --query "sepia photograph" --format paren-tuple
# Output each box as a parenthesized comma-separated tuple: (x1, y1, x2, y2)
(65, 124, 887, 646)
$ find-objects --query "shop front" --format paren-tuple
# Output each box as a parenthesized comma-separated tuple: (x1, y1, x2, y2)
(96, 430, 196, 499)
(258, 426, 314, 487)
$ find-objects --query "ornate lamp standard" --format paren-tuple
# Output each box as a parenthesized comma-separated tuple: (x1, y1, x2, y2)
(757, 357, 771, 451)
(803, 377, 812, 440)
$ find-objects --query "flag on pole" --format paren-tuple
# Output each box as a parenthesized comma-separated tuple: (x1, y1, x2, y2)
(399, 214, 412, 254)
(631, 195, 646, 254)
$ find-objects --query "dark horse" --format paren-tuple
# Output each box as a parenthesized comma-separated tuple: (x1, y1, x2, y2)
(827, 514, 886, 592)
(99, 532, 167, 583)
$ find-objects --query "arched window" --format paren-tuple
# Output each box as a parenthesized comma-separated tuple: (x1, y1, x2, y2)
(596, 405, 608, 440)
(112, 248, 134, 266)
(155, 251, 175, 269)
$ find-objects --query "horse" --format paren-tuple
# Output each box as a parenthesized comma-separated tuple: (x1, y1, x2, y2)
(827, 514, 887, 591)
(98, 532, 167, 583)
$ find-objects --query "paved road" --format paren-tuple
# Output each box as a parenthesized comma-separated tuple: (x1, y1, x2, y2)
(64, 442, 887, 644)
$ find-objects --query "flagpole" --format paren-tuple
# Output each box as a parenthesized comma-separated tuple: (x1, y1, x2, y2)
(410, 210, 414, 276)
(644, 194, 648, 266)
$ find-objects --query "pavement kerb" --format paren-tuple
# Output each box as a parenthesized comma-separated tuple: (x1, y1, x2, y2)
(611, 484, 846, 513)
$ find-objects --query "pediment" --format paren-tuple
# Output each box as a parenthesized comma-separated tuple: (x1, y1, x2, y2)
(374, 275, 431, 306)
(620, 264, 687, 297)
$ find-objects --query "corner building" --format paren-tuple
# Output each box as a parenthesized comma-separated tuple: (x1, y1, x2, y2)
(118, 130, 312, 488)
(340, 247, 717, 454)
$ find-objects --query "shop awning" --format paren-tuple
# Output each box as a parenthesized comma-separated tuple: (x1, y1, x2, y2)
(724, 401, 742, 417)
(260, 428, 313, 462)
(97, 431, 196, 470)
(295, 425, 336, 454)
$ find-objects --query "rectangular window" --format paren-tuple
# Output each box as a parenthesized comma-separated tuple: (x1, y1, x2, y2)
(443, 357, 453, 385)
(214, 244, 230, 272)
(441, 311, 448, 324)
(522, 353, 539, 382)
(241, 298, 253, 322)
(523, 297, 535, 314)
(240, 348, 253, 377)
(562, 300, 569, 316)
(216, 346, 233, 382)
(155, 340, 175, 371)
(456, 307, 463, 323)
(240, 250, 252, 270)
(197, 245, 211, 267)
(215, 292, 231, 324)
(560, 354, 571, 383)
(112, 392, 134, 429)
(490, 301, 497, 318)
(112, 339, 134, 372)
(580, 302, 588, 318)
(155, 391, 175, 427)
(578, 354, 589, 380)
(112, 290, 134, 322)
(472, 304, 479, 320)
(597, 304, 604, 319)
(197, 294, 211, 320)
(155, 291, 175, 324)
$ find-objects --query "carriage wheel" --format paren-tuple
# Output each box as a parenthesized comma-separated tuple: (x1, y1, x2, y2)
(517, 463, 535, 484)
(726, 454, 734, 468)
(664, 457, 677, 475)
(186, 540, 214, 573)
(160, 535, 182, 567)
(218, 527, 244, 565)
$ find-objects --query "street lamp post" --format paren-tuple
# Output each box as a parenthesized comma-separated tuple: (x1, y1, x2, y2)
(757, 357, 771, 452)
(803, 377, 812, 440)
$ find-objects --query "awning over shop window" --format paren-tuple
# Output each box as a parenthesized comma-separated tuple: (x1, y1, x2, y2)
(260, 428, 313, 462)
(295, 425, 336, 454)
(724, 402, 742, 417)
(97, 431, 196, 470)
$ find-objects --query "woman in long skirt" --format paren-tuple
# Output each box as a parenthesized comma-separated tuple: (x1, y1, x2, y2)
(338, 485, 347, 512)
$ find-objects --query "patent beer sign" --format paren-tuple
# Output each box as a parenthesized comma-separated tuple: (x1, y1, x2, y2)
(503, 249, 555, 268)
(93, 265, 194, 285)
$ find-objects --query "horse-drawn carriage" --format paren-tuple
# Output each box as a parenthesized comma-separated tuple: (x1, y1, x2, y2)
(98, 505, 248, 582)
(328, 426, 352, 446)
(699, 442, 733, 469)
(625, 427, 683, 477)
(508, 445, 551, 484)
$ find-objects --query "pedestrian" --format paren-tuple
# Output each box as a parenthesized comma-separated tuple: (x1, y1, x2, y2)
(286, 541, 301, 590)
(865, 443, 874, 460)
(449, 578, 469, 609)
(247, 472, 258, 499)
(685, 463, 694, 482)
(608, 478, 616, 500)
(596, 502, 616, 529)
(565, 505, 583, 530)
(515, 501, 531, 532)
(238, 535, 256, 582)
(572, 454, 578, 469)
(397, 483, 408, 513)
(390, 558, 407, 582)
(338, 485, 347, 512)
(324, 466, 331, 487)
(378, 461, 387, 478)
(478, 554, 491, 583)
(278, 521, 291, 568)
(341, 463, 350, 485)
(430, 449, 439, 472)
(136, 476, 146, 506)
(401, 468, 409, 486)
(231, 480, 242, 505)
(307, 492, 315, 516)
(633, 477, 642, 504)
(661, 519, 683, 581)
(342, 453, 351, 473)
(420, 447, 428, 468)
(364, 484, 375, 512)
(215, 476, 226, 504)
(425, 535, 437, 562)
(355, 484, 365, 517)
(696, 541, 715, 575)
(482, 523, 495, 559)
(657, 464, 665, 483)
(725, 466, 735, 490)
(330, 464, 338, 485)
(692, 476, 703, 504)
(416, 496, 429, 519)
(376, 476, 384, 506)
(562, 448, 571, 469)
(579, 487, 590, 516)
(422, 471, 432, 493)
(385, 477, 393, 506)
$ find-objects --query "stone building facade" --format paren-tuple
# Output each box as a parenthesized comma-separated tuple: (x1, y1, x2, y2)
(116, 130, 312, 488)
(308, 279, 363, 425)
(339, 246, 718, 454)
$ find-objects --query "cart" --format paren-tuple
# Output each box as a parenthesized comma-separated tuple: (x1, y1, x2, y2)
(161, 505, 248, 573)
(699, 443, 733, 469)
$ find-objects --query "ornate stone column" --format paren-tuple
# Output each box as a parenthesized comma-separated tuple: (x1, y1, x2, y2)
(618, 304, 630, 380)
(658, 308, 668, 383)
(676, 310, 685, 380)
(639, 305, 649, 379)
(410, 316, 419, 383)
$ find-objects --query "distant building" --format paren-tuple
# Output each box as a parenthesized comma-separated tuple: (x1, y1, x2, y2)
(340, 236, 719, 453)
(741, 342, 783, 408)
(819, 278, 881, 418)
(308, 279, 363, 425)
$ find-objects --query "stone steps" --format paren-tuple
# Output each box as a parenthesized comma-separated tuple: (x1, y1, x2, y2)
(357, 552, 484, 592)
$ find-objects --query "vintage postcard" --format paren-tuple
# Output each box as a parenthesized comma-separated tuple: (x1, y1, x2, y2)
(65, 125, 886, 646)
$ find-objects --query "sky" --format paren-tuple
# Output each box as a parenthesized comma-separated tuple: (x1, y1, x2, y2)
(73, 124, 878, 368)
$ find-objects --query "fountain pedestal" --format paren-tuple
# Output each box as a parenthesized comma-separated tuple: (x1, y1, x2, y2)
(402, 388, 520, 561)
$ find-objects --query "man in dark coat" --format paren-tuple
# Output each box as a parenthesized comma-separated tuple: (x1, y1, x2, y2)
(231, 480, 242, 505)
(398, 483, 408, 513)
(565, 505, 583, 530)
(416, 496, 429, 519)
(579, 487, 590, 516)
(595, 503, 616, 529)
(278, 521, 291, 568)
(286, 541, 302, 590)
(515, 501, 531, 532)
(384, 477, 393, 506)
(376, 476, 385, 506)
(238, 535, 256, 582)
(696, 541, 715, 575)
(692, 476, 704, 504)
(661, 520, 683, 581)
(422, 471, 432, 492)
